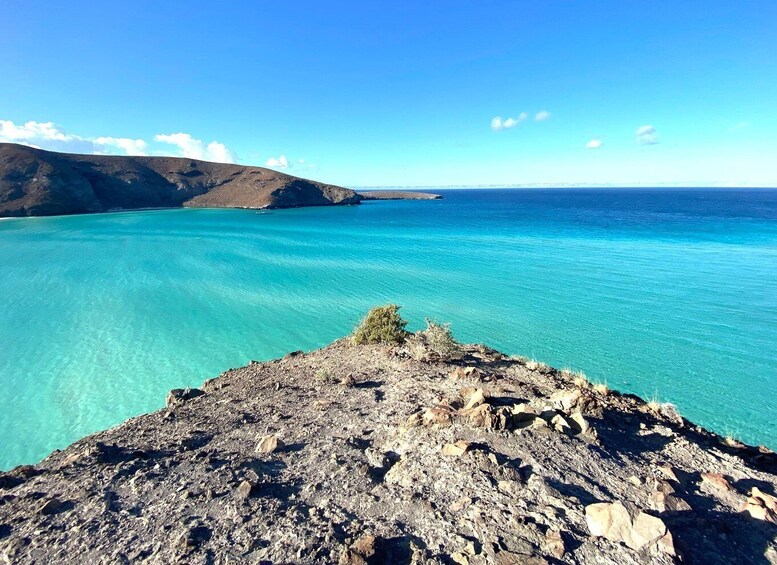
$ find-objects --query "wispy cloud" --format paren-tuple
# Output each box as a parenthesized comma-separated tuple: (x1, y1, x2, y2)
(586, 138, 603, 149)
(636, 124, 659, 145)
(534, 110, 551, 121)
(490, 112, 528, 131)
(154, 133, 235, 163)
(0, 118, 237, 163)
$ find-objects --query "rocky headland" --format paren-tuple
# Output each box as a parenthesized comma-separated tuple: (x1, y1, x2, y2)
(0, 308, 775, 564)
(0, 144, 438, 217)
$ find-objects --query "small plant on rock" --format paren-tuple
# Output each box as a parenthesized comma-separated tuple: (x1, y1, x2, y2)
(315, 368, 338, 385)
(573, 371, 590, 389)
(420, 319, 462, 360)
(405, 333, 428, 361)
(405, 319, 463, 361)
(526, 359, 551, 373)
(352, 304, 408, 345)
(592, 381, 609, 395)
(647, 392, 661, 413)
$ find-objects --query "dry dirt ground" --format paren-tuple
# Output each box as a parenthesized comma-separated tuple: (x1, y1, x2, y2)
(1, 338, 776, 564)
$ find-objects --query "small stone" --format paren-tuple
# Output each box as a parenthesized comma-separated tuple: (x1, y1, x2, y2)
(340, 375, 356, 388)
(585, 502, 673, 553)
(658, 464, 680, 483)
(585, 502, 633, 545)
(38, 498, 65, 516)
(450, 367, 483, 380)
(459, 404, 491, 425)
(450, 496, 472, 512)
(339, 534, 377, 565)
(497, 480, 521, 496)
(235, 480, 255, 499)
(463, 389, 487, 410)
(550, 389, 581, 412)
(700, 472, 732, 492)
(255, 435, 283, 454)
(654, 479, 676, 495)
(510, 404, 537, 426)
(451, 551, 469, 565)
(404, 412, 424, 428)
(165, 387, 205, 408)
(628, 475, 644, 487)
(423, 404, 456, 426)
(650, 491, 691, 513)
(752, 487, 777, 512)
(631, 512, 673, 554)
(550, 414, 573, 434)
(545, 529, 565, 558)
(174, 524, 212, 554)
(569, 412, 590, 435)
(742, 496, 777, 524)
(441, 440, 471, 457)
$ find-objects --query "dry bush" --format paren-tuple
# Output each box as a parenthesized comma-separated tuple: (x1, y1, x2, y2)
(405, 319, 463, 361)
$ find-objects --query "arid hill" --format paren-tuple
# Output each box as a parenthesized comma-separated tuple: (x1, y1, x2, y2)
(0, 311, 775, 564)
(0, 143, 361, 217)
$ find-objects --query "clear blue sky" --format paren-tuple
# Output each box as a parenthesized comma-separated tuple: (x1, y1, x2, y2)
(1, 1, 776, 187)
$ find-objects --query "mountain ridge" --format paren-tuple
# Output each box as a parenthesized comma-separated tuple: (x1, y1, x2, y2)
(0, 143, 361, 217)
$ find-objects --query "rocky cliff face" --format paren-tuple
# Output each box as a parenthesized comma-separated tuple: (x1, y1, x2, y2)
(0, 143, 361, 217)
(0, 331, 776, 563)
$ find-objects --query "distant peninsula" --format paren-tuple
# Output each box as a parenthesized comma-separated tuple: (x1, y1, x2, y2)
(0, 143, 439, 217)
(359, 190, 442, 201)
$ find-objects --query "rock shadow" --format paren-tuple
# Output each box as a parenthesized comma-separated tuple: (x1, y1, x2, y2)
(590, 409, 673, 461)
(545, 478, 602, 506)
(665, 510, 777, 565)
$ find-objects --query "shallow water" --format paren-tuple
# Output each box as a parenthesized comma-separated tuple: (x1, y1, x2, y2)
(1, 188, 776, 469)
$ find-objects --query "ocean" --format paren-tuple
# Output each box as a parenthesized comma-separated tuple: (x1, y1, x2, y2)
(0, 188, 775, 470)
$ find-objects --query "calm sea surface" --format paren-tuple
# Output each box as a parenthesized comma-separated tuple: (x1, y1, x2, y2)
(1, 188, 776, 469)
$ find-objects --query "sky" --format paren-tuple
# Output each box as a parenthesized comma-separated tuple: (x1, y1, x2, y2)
(1, 1, 776, 187)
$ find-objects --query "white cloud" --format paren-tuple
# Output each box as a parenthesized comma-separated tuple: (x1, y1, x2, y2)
(636, 125, 659, 145)
(154, 133, 235, 163)
(586, 138, 603, 149)
(265, 155, 289, 169)
(1, 119, 147, 156)
(1, 118, 240, 163)
(93, 136, 148, 155)
(535, 110, 551, 121)
(0, 120, 71, 142)
(491, 112, 527, 131)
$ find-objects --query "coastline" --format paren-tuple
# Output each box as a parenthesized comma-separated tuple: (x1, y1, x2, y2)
(1, 328, 775, 563)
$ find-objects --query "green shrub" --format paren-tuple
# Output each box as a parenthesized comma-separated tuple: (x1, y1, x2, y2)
(352, 304, 408, 345)
(315, 368, 338, 384)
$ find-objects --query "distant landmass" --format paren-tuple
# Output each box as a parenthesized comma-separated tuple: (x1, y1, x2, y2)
(359, 190, 441, 201)
(0, 143, 439, 217)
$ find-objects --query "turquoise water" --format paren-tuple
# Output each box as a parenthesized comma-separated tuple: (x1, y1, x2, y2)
(1, 188, 776, 470)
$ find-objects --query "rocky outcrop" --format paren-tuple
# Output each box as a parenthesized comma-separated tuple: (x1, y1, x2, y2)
(0, 143, 361, 217)
(1, 333, 776, 563)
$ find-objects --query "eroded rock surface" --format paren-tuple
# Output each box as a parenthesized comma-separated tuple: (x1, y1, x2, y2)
(1, 339, 776, 563)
